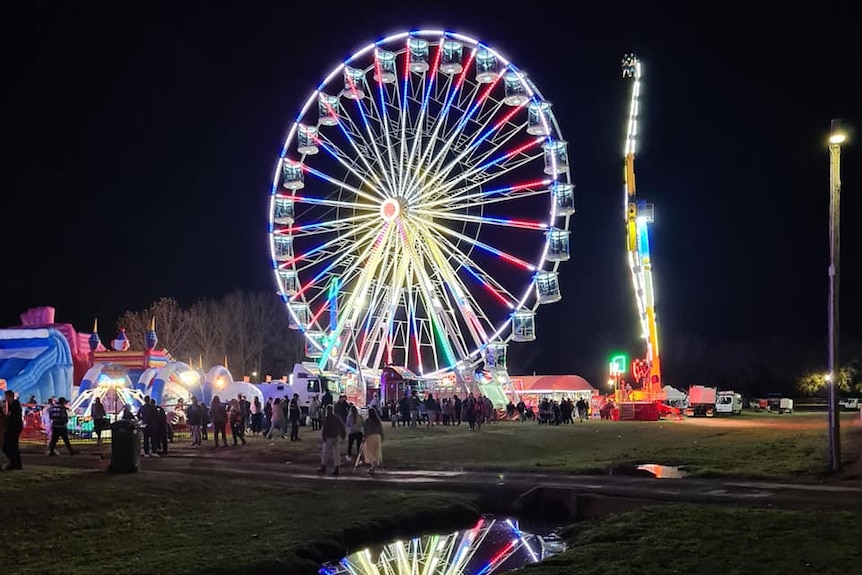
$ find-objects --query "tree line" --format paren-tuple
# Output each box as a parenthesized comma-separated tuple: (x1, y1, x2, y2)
(118, 293, 862, 398)
(117, 293, 304, 379)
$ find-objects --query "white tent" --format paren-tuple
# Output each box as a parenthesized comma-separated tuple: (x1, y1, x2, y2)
(214, 381, 264, 406)
(663, 385, 687, 405)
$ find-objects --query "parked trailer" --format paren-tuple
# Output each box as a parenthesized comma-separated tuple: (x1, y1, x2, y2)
(684, 385, 717, 417)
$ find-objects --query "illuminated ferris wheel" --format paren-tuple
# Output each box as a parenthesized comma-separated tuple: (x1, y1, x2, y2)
(268, 30, 574, 378)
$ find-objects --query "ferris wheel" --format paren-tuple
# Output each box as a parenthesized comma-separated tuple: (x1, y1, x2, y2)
(268, 30, 574, 379)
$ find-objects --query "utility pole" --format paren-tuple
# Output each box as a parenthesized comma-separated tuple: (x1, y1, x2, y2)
(827, 119, 846, 472)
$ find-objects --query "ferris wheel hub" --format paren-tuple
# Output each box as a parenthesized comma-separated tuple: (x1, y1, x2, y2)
(380, 197, 403, 222)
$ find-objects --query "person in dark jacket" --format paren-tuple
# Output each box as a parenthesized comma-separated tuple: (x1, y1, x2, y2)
(48, 397, 76, 456)
(210, 396, 227, 448)
(154, 403, 169, 454)
(137, 396, 158, 457)
(186, 396, 203, 446)
(288, 394, 301, 441)
(3, 390, 24, 470)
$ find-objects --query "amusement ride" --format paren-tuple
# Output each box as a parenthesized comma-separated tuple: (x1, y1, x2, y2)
(268, 30, 575, 404)
(618, 54, 662, 405)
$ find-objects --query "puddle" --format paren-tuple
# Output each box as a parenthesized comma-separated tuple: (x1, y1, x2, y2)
(319, 515, 566, 574)
(636, 464, 688, 478)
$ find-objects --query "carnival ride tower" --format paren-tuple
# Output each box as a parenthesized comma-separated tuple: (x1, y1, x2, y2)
(621, 54, 661, 401)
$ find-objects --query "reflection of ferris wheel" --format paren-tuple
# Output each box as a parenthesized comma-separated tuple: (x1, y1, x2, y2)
(269, 30, 574, 378)
(320, 516, 562, 575)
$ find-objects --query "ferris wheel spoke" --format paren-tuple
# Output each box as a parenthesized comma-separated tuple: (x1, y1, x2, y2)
(401, 48, 477, 198)
(325, 112, 394, 198)
(428, 145, 545, 207)
(411, 209, 548, 231)
(412, 215, 537, 272)
(283, 217, 381, 268)
(356, 240, 399, 366)
(402, 38, 443, 196)
(411, 76, 502, 200)
(316, 135, 387, 198)
(304, 165, 385, 205)
(424, 225, 520, 306)
(345, 81, 401, 195)
(412, 102, 521, 202)
(358, 235, 411, 367)
(320, 222, 395, 363)
(288, 193, 378, 212)
(397, 221, 464, 366)
(395, 39, 413, 194)
(369, 66, 401, 197)
(286, 213, 378, 238)
(421, 178, 552, 211)
(357, 228, 406, 361)
(413, 226, 491, 350)
(447, 100, 527, 173)
(421, 121, 541, 204)
(292, 220, 385, 286)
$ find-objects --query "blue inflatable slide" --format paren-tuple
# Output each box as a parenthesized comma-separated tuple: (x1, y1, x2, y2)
(0, 328, 73, 402)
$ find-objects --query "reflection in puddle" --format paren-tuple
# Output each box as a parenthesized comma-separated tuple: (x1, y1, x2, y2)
(319, 515, 565, 574)
(637, 464, 688, 478)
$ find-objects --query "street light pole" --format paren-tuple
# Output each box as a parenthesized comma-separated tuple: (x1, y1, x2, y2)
(827, 119, 846, 472)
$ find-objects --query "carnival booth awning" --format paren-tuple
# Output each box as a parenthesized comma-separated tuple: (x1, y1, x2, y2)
(514, 375, 596, 396)
(662, 385, 686, 402)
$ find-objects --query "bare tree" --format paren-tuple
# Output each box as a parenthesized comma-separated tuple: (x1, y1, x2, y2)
(118, 292, 305, 377)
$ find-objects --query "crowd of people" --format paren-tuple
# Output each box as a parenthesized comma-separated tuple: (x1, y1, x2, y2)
(1, 384, 595, 475)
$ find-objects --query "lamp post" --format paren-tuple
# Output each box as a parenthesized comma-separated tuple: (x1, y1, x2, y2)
(827, 119, 846, 472)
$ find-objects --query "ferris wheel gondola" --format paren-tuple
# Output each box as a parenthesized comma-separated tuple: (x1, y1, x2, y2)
(268, 30, 574, 381)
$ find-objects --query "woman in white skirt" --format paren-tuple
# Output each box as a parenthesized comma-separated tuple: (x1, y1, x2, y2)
(361, 407, 384, 475)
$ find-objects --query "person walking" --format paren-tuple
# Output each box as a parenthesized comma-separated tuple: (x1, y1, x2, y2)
(210, 396, 228, 448)
(250, 396, 263, 435)
(266, 398, 285, 439)
(47, 397, 76, 456)
(360, 407, 383, 475)
(91, 396, 107, 444)
(318, 405, 346, 477)
(229, 400, 246, 446)
(2, 390, 24, 470)
(345, 405, 364, 459)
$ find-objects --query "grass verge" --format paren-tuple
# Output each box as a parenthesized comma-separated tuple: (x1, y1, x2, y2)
(526, 504, 862, 575)
(0, 466, 480, 575)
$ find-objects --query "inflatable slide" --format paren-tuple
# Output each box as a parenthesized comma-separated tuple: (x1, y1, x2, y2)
(0, 328, 73, 402)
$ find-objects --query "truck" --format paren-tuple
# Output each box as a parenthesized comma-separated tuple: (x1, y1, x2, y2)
(684, 386, 742, 417)
(255, 362, 345, 417)
(839, 397, 860, 411)
(766, 393, 794, 414)
(684, 385, 717, 417)
(715, 391, 743, 415)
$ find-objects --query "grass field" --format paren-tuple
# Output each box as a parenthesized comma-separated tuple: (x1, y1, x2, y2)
(232, 411, 862, 480)
(0, 466, 480, 575)
(1, 464, 859, 575)
(525, 504, 862, 575)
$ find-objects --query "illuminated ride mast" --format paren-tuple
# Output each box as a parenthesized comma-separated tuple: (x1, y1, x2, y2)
(621, 54, 661, 402)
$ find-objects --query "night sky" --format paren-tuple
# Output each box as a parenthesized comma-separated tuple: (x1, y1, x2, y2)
(3, 1, 859, 380)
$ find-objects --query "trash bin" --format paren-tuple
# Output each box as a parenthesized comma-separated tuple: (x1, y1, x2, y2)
(109, 420, 141, 473)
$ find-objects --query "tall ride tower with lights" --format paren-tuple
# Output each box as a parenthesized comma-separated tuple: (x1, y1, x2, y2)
(621, 54, 662, 404)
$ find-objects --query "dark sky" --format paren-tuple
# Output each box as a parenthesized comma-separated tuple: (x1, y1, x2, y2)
(2, 1, 859, 378)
